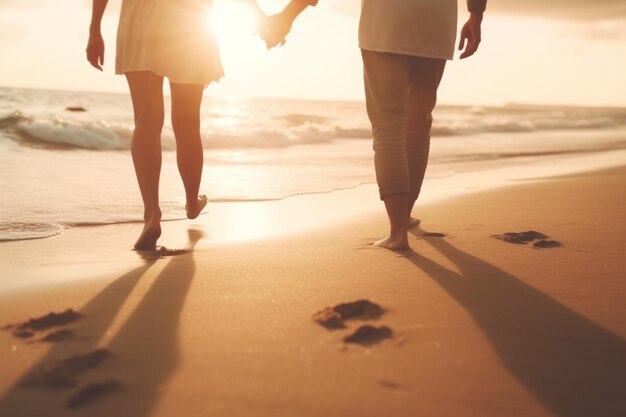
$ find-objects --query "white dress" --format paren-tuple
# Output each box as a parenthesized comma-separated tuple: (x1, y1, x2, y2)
(116, 0, 224, 85)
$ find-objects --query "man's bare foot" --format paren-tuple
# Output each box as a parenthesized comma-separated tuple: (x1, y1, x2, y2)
(134, 217, 161, 250)
(408, 217, 421, 228)
(186, 195, 208, 220)
(373, 236, 409, 251)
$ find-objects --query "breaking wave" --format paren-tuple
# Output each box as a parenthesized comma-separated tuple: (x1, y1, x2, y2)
(2, 103, 626, 151)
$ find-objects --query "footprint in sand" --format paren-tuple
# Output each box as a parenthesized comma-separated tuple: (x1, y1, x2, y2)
(20, 348, 111, 388)
(313, 299, 384, 329)
(343, 325, 393, 346)
(65, 380, 122, 409)
(491, 231, 563, 248)
(133, 246, 191, 259)
(158, 247, 191, 257)
(5, 310, 123, 407)
(313, 300, 394, 347)
(533, 239, 563, 248)
(2, 309, 81, 340)
(422, 232, 447, 238)
(377, 379, 411, 392)
(37, 329, 76, 343)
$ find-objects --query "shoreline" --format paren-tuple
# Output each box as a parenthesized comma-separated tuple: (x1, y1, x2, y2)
(1, 160, 625, 416)
(1, 147, 626, 295)
(3, 147, 626, 240)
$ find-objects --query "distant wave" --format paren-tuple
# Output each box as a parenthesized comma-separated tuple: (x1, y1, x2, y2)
(2, 105, 626, 151)
(0, 111, 131, 150)
(430, 117, 626, 136)
(206, 125, 338, 149)
(278, 113, 330, 126)
(0, 111, 342, 151)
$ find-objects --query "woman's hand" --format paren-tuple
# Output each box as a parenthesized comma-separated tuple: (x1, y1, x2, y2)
(86, 30, 105, 71)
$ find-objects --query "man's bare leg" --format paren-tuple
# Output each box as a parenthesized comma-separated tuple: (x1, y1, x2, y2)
(408, 198, 421, 228)
(405, 57, 446, 229)
(374, 192, 410, 250)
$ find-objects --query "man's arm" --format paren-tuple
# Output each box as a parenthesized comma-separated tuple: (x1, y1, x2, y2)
(459, 0, 487, 59)
(259, 0, 318, 48)
(467, 0, 487, 15)
(86, 0, 109, 71)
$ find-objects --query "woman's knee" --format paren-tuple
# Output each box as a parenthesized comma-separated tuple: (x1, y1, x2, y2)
(171, 112, 200, 137)
(126, 71, 165, 133)
(170, 82, 203, 138)
(134, 112, 164, 138)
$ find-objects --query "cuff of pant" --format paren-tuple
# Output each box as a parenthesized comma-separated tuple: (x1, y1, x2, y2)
(379, 184, 411, 200)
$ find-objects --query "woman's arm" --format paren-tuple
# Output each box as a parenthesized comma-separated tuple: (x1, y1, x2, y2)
(86, 0, 109, 71)
(280, 0, 317, 22)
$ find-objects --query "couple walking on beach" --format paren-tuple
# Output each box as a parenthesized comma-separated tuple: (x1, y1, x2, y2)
(87, 0, 487, 251)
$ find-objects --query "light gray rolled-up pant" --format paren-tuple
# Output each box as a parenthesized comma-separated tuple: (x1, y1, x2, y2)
(362, 49, 446, 201)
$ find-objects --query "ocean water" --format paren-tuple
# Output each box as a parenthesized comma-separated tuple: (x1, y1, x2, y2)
(1, 86, 626, 242)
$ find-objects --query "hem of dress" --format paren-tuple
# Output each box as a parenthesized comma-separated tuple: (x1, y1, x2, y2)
(358, 44, 454, 61)
(115, 68, 225, 88)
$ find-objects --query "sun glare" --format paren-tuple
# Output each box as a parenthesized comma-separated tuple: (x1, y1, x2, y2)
(205, 1, 264, 77)
(209, 2, 259, 49)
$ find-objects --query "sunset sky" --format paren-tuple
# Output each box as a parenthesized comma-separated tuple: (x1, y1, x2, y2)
(0, 0, 625, 106)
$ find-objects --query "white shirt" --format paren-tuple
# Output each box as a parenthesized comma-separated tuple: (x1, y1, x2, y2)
(358, 0, 458, 60)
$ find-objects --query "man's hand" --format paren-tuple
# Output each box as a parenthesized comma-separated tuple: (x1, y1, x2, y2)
(86, 30, 105, 71)
(458, 13, 482, 59)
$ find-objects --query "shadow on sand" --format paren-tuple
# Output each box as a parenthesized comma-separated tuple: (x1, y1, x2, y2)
(407, 228, 626, 417)
(0, 227, 203, 417)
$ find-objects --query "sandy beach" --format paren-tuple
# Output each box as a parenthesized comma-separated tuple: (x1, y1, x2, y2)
(2, 0, 625, 415)
(0, 163, 625, 417)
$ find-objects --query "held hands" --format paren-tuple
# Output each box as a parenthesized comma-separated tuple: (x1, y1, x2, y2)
(257, 1, 311, 48)
(258, 11, 294, 49)
(458, 13, 482, 59)
(86, 30, 105, 71)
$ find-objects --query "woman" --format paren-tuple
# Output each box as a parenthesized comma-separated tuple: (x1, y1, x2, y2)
(86, 0, 267, 250)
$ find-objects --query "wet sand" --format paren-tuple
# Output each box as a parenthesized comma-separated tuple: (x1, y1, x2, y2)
(0, 166, 625, 417)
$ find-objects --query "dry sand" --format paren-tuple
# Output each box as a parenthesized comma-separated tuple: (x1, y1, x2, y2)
(0, 166, 625, 417)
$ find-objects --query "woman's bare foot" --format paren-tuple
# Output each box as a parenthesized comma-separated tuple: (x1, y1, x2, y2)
(134, 216, 162, 250)
(408, 217, 421, 228)
(186, 194, 208, 220)
(373, 235, 409, 251)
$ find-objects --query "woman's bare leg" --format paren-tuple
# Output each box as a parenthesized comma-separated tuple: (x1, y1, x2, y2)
(126, 71, 165, 250)
(169, 82, 207, 219)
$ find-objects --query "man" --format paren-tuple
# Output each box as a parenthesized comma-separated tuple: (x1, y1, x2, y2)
(261, 0, 486, 250)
